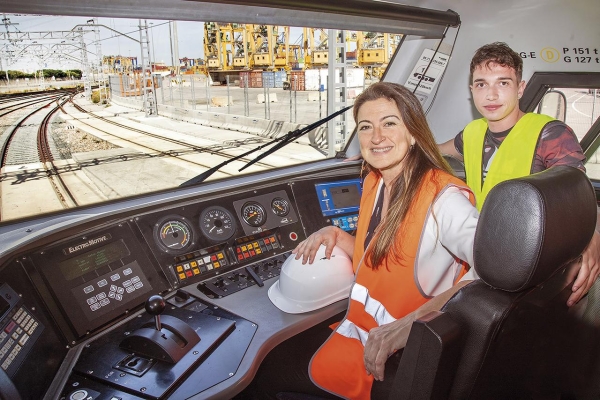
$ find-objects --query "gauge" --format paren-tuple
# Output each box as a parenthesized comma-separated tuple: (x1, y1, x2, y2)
(200, 206, 236, 242)
(241, 201, 267, 227)
(271, 197, 290, 217)
(154, 218, 193, 252)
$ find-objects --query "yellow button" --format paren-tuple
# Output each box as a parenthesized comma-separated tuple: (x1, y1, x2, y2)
(190, 261, 198, 267)
(214, 262, 220, 268)
(176, 265, 184, 272)
(178, 273, 186, 280)
(217, 253, 224, 259)
(193, 268, 200, 275)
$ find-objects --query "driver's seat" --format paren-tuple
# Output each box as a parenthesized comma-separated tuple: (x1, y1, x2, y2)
(390, 166, 600, 399)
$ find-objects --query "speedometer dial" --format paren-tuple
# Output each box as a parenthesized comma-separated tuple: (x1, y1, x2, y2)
(200, 206, 236, 242)
(154, 218, 193, 252)
(241, 202, 267, 227)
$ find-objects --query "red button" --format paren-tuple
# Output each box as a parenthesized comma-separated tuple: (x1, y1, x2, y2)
(4, 320, 16, 333)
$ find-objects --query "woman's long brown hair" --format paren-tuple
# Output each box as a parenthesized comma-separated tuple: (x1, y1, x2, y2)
(353, 82, 454, 269)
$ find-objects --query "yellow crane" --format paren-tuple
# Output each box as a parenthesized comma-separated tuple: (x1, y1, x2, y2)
(202, 23, 401, 81)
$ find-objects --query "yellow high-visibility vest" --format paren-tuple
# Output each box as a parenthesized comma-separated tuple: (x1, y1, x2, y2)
(463, 113, 554, 210)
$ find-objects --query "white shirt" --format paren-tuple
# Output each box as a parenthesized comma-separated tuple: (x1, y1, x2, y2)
(415, 185, 479, 297)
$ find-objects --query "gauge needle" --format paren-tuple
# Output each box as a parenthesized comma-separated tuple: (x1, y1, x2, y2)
(209, 226, 216, 232)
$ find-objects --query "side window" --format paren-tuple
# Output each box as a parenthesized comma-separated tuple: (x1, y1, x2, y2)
(536, 90, 567, 122)
(522, 73, 600, 181)
(535, 88, 599, 144)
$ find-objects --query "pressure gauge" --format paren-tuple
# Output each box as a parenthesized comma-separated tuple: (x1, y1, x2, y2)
(271, 197, 290, 217)
(241, 202, 267, 227)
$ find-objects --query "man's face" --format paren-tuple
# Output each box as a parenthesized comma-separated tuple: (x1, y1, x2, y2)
(470, 62, 525, 131)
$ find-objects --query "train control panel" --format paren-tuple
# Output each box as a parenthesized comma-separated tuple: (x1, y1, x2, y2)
(0, 164, 362, 399)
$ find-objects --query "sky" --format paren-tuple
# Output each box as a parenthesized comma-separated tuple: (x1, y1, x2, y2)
(1, 14, 207, 71)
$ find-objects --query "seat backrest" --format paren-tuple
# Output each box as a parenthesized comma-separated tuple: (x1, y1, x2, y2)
(391, 166, 600, 400)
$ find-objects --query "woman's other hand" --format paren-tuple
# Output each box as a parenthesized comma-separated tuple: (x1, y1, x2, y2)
(292, 226, 355, 264)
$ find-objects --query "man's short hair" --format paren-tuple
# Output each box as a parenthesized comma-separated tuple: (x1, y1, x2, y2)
(470, 42, 523, 82)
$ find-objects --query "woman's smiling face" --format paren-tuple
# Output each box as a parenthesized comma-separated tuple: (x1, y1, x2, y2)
(357, 97, 413, 182)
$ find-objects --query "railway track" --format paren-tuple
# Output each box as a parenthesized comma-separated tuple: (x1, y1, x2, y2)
(0, 92, 79, 218)
(37, 96, 79, 208)
(0, 92, 318, 221)
(65, 99, 276, 173)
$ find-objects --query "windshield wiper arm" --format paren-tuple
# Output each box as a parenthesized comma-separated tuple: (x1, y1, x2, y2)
(179, 105, 352, 188)
(238, 105, 352, 172)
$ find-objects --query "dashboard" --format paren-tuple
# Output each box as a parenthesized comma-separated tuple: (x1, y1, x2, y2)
(0, 161, 363, 400)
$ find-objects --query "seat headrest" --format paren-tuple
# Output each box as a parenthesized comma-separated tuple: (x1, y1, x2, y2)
(474, 166, 596, 292)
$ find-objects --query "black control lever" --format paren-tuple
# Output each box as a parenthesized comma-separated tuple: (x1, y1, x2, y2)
(146, 294, 165, 331)
(246, 265, 264, 287)
(120, 295, 201, 364)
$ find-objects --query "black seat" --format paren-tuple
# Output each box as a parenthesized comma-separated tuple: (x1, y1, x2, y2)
(390, 166, 600, 400)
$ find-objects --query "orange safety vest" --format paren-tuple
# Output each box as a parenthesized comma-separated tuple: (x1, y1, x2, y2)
(309, 169, 474, 399)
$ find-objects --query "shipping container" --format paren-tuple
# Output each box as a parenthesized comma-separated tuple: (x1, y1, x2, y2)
(289, 71, 305, 91)
(304, 69, 328, 91)
(239, 71, 251, 88)
(302, 68, 364, 90)
(262, 71, 275, 88)
(250, 70, 263, 88)
(274, 71, 286, 88)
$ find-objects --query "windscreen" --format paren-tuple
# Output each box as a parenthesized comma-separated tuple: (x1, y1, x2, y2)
(0, 14, 409, 222)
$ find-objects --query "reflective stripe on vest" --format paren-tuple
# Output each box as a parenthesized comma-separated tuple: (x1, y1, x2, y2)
(351, 283, 397, 325)
(309, 170, 474, 400)
(463, 113, 554, 210)
(335, 283, 398, 346)
(336, 319, 369, 346)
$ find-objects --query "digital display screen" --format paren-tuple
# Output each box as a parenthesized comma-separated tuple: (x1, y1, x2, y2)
(330, 185, 361, 209)
(315, 179, 362, 216)
(58, 240, 130, 281)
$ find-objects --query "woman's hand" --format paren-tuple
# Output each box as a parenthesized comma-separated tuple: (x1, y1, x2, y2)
(362, 280, 471, 381)
(569, 229, 600, 306)
(292, 226, 342, 264)
(363, 316, 414, 381)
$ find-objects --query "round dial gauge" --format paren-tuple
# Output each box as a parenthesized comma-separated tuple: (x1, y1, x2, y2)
(155, 218, 193, 252)
(200, 206, 235, 242)
(241, 202, 267, 227)
(271, 197, 290, 217)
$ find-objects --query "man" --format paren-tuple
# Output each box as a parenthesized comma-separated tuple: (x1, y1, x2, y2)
(438, 42, 600, 307)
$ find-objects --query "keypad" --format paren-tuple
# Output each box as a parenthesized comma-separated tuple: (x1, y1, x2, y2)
(1, 307, 40, 371)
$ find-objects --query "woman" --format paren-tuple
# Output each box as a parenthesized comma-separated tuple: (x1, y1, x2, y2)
(241, 82, 478, 400)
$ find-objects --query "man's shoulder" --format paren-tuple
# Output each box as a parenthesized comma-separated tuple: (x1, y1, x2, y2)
(539, 118, 577, 141)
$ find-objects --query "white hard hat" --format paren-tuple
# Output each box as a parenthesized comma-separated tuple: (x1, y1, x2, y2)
(268, 245, 354, 314)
